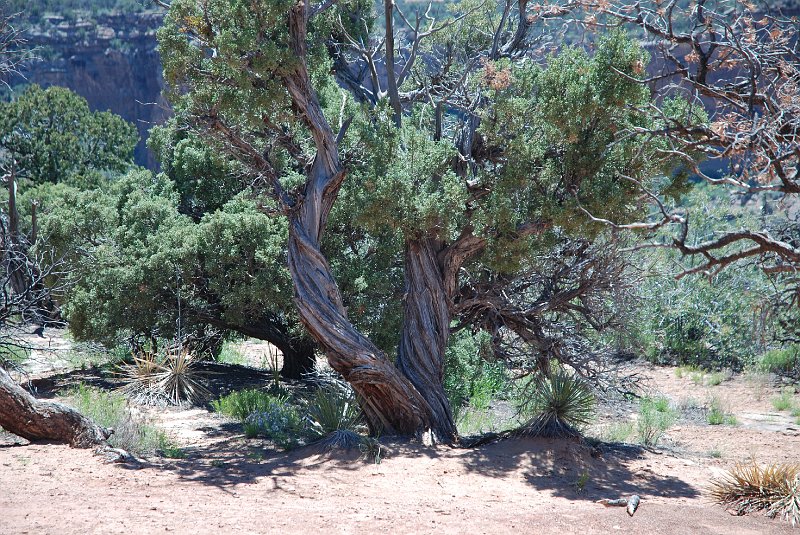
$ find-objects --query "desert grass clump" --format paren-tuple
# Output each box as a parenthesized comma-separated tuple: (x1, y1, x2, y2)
(637, 396, 676, 446)
(710, 461, 800, 527)
(758, 345, 800, 379)
(518, 370, 595, 438)
(707, 396, 737, 426)
(771, 388, 798, 412)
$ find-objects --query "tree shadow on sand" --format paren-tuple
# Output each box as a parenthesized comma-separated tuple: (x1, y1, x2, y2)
(115, 432, 699, 504)
(455, 436, 700, 501)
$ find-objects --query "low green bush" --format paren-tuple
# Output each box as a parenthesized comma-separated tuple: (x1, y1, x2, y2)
(758, 345, 800, 379)
(707, 397, 737, 426)
(770, 389, 797, 412)
(444, 330, 508, 415)
(637, 396, 676, 446)
(212, 389, 303, 448)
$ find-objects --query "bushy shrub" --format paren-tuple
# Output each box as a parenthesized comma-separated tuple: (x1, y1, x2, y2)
(758, 346, 800, 379)
(637, 396, 676, 446)
(69, 384, 179, 456)
(707, 397, 737, 426)
(444, 330, 508, 414)
(627, 187, 778, 370)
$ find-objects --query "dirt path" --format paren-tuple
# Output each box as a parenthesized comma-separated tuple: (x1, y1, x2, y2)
(1, 359, 799, 534)
(0, 437, 793, 535)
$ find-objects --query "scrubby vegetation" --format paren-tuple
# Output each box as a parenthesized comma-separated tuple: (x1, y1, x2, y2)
(2, 0, 800, 529)
(68, 384, 181, 457)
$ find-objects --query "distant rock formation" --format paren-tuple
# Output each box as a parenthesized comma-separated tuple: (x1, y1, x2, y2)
(14, 11, 169, 170)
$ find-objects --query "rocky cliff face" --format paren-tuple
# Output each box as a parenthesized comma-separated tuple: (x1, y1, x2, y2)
(16, 11, 169, 169)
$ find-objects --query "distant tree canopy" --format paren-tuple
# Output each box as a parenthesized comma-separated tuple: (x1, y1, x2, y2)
(0, 85, 137, 185)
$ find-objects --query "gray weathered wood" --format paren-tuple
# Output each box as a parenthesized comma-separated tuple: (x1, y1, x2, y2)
(0, 366, 109, 448)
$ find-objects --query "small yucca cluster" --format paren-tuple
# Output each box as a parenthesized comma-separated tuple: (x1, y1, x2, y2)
(519, 369, 595, 438)
(117, 348, 211, 405)
(710, 461, 800, 527)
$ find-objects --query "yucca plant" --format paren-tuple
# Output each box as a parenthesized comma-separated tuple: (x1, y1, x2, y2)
(117, 347, 210, 405)
(116, 351, 164, 404)
(710, 461, 800, 527)
(155, 349, 212, 405)
(306, 380, 362, 439)
(518, 369, 595, 438)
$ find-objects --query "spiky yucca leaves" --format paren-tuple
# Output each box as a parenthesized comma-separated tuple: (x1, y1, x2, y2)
(117, 348, 210, 405)
(519, 369, 595, 438)
(117, 351, 164, 404)
(306, 379, 363, 440)
(710, 461, 800, 527)
(156, 349, 212, 405)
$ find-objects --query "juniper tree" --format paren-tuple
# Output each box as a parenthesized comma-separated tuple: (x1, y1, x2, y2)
(156, 0, 678, 441)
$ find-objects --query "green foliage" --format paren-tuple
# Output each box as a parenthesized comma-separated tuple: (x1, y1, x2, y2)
(216, 340, 247, 366)
(444, 330, 508, 413)
(475, 32, 665, 270)
(637, 396, 676, 446)
(0, 344, 29, 366)
(242, 404, 303, 448)
(771, 389, 798, 412)
(28, 170, 294, 346)
(707, 397, 737, 426)
(211, 388, 281, 421)
(213, 389, 303, 448)
(598, 421, 634, 443)
(629, 188, 777, 370)
(0, 85, 137, 184)
(758, 346, 800, 379)
(518, 369, 596, 437)
(68, 384, 177, 456)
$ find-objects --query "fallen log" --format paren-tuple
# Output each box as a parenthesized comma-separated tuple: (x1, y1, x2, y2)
(0, 366, 110, 448)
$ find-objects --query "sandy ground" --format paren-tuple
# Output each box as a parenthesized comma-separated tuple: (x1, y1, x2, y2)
(1, 338, 799, 534)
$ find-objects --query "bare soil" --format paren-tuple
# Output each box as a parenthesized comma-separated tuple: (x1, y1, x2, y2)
(1, 335, 799, 534)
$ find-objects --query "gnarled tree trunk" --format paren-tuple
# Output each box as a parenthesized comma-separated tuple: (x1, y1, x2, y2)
(0, 366, 109, 447)
(282, 1, 445, 439)
(396, 237, 457, 441)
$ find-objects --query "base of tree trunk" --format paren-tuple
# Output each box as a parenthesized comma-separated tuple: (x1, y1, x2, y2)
(280, 338, 317, 380)
(0, 367, 110, 448)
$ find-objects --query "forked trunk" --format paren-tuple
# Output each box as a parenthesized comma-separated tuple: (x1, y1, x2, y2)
(288, 217, 434, 437)
(0, 367, 110, 447)
(396, 238, 457, 441)
(282, 1, 450, 440)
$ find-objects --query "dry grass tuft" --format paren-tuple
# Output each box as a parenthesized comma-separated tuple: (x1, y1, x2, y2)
(709, 461, 800, 527)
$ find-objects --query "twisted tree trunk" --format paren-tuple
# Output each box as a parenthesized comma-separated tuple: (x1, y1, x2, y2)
(0, 367, 109, 447)
(396, 237, 457, 441)
(282, 1, 446, 439)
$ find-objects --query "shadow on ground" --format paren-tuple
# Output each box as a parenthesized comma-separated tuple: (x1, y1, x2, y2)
(132, 432, 699, 504)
